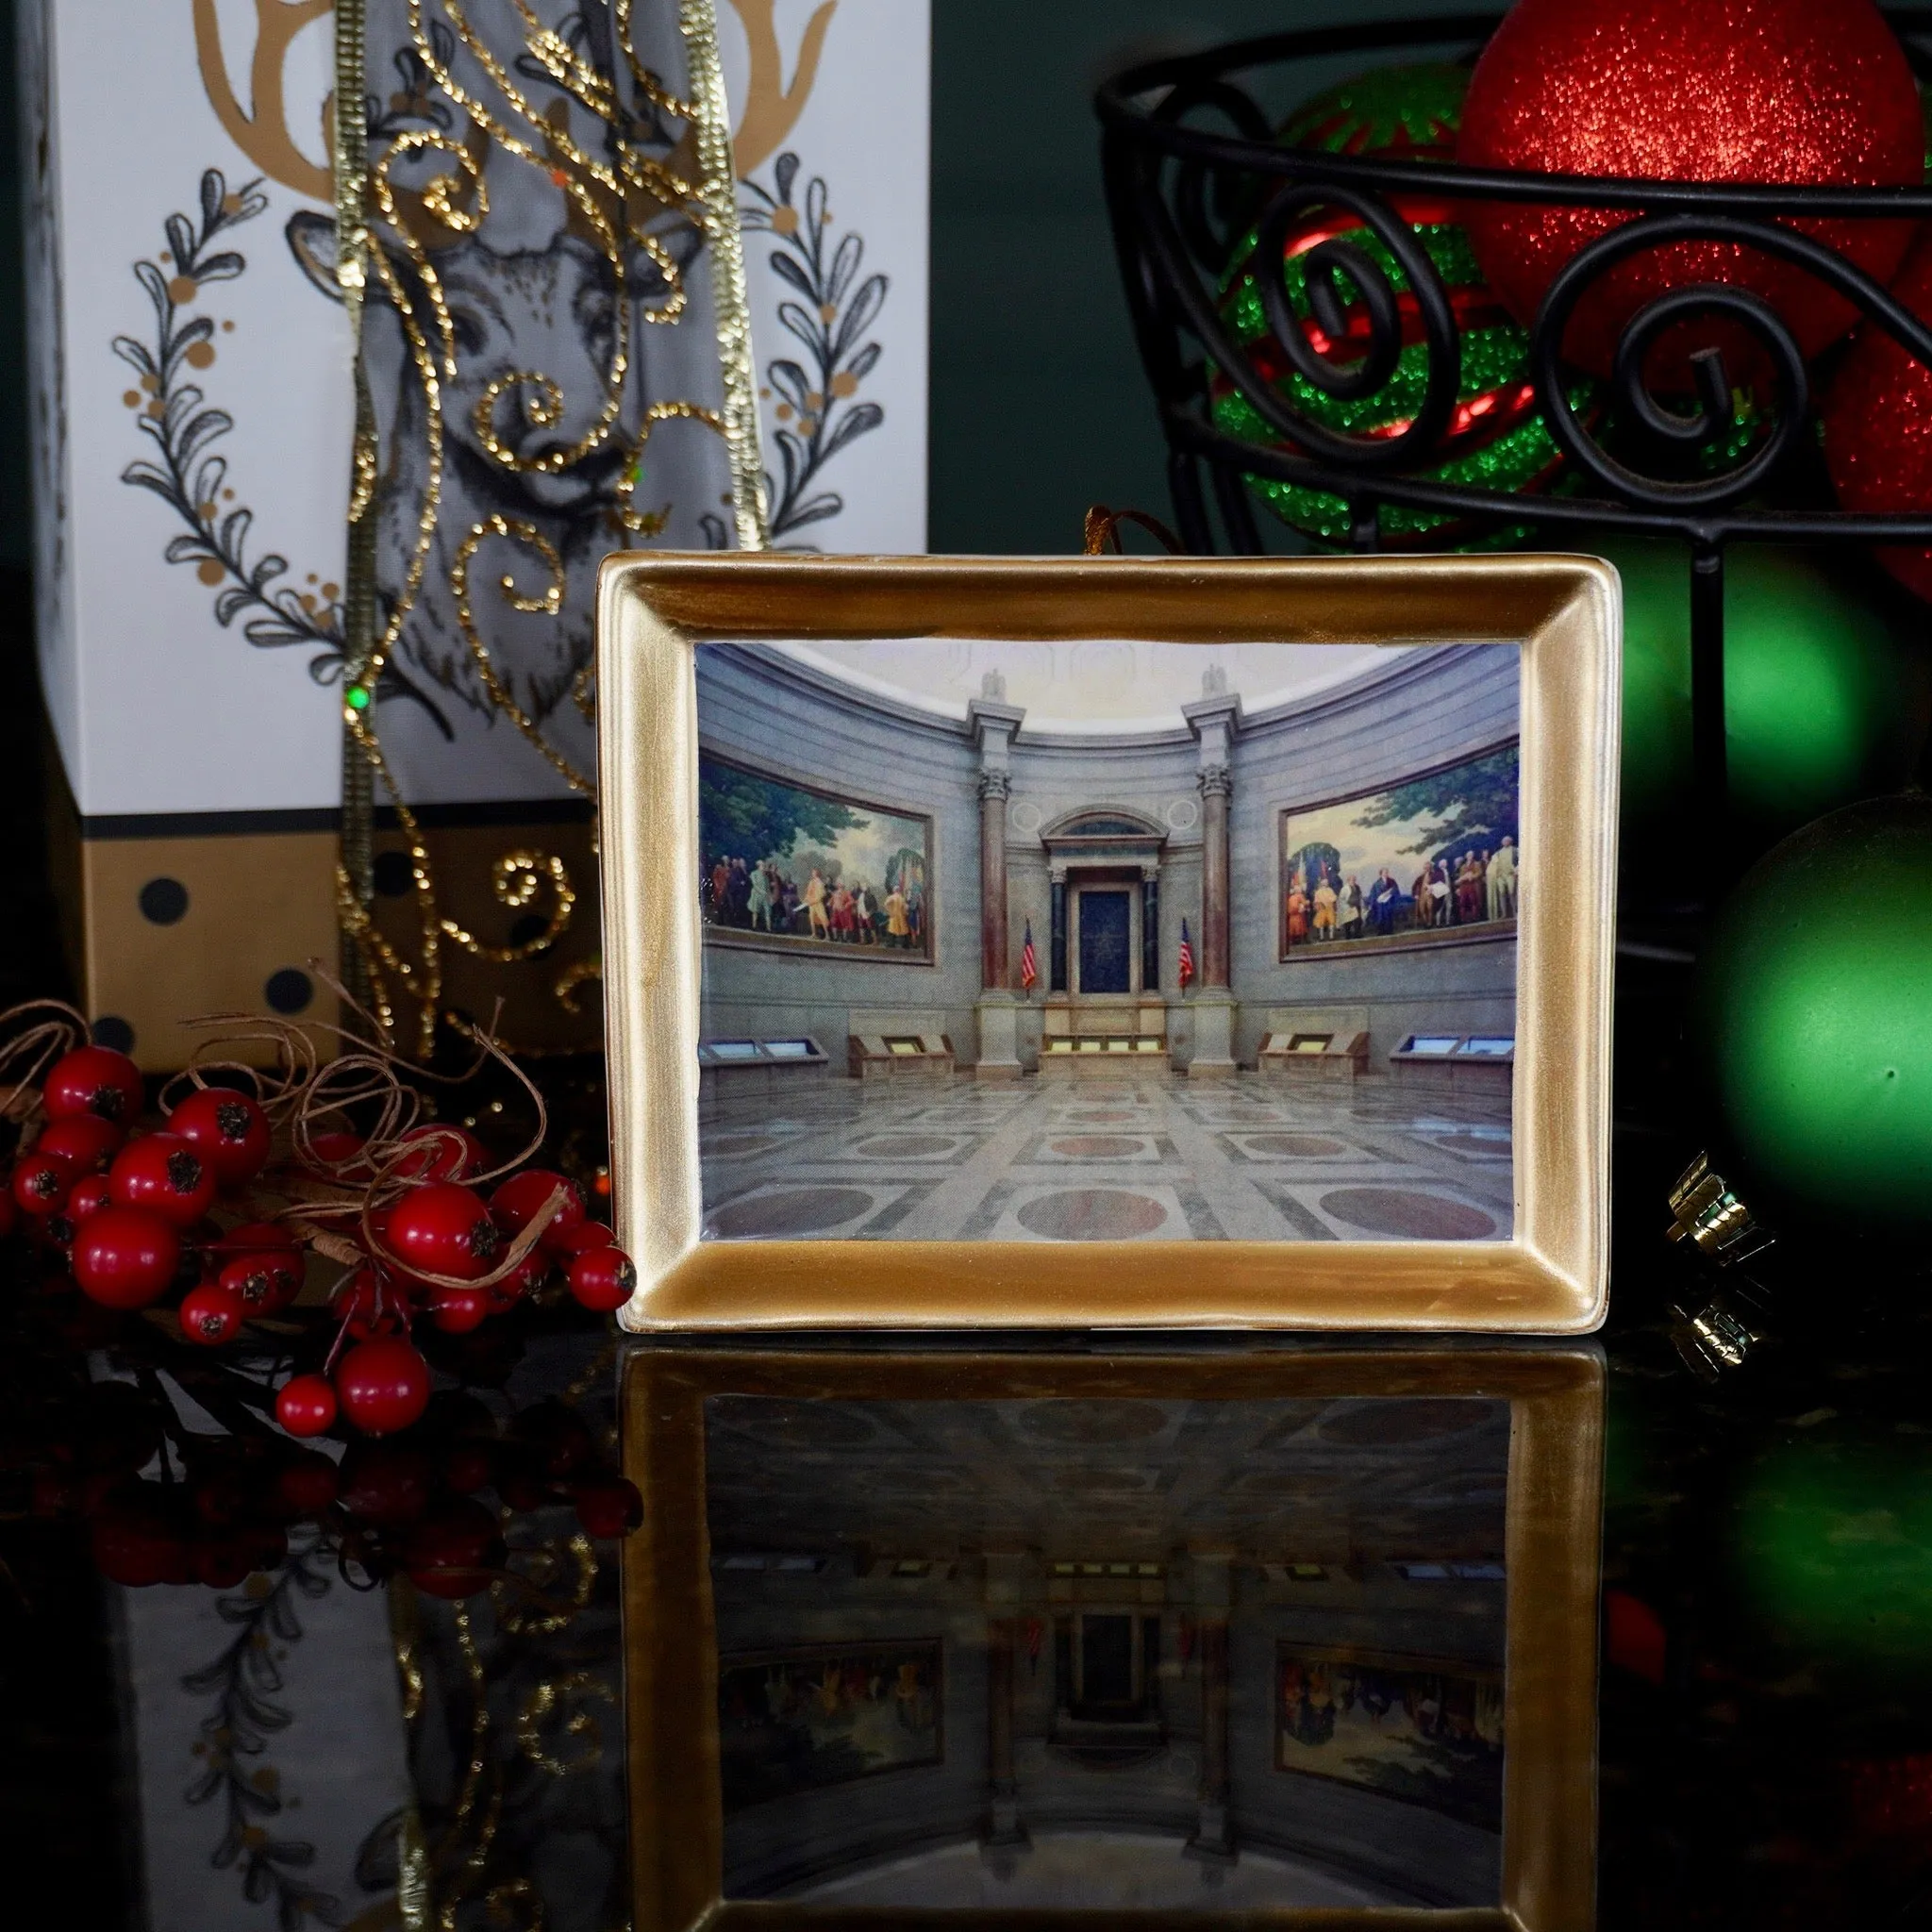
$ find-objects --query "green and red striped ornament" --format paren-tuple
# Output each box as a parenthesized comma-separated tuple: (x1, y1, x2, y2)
(1210, 63, 1596, 550)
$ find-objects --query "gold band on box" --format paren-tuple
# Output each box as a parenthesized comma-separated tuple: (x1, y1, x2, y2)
(331, 0, 766, 1055)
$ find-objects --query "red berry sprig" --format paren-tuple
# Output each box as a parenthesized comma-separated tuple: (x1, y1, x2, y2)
(0, 1000, 641, 1447)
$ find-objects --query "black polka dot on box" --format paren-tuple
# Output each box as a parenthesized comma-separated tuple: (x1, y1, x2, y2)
(138, 877, 189, 925)
(264, 969, 313, 1015)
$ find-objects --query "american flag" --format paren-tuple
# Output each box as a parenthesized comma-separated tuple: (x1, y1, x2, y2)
(1177, 918, 1195, 990)
(1020, 921, 1038, 991)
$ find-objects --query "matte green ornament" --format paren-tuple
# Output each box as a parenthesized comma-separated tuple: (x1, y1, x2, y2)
(1599, 535, 1927, 835)
(1697, 791, 1932, 1224)
(1735, 1438, 1932, 1671)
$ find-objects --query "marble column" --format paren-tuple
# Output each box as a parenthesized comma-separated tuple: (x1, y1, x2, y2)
(984, 1553, 1029, 1848)
(1197, 765, 1231, 990)
(1141, 865, 1160, 993)
(978, 770, 1011, 991)
(1183, 681, 1242, 1077)
(968, 691, 1026, 1077)
(1049, 867, 1068, 992)
(1187, 1552, 1236, 1862)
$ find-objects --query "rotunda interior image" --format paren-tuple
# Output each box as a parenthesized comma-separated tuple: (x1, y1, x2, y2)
(705, 1390, 1512, 1908)
(694, 636, 1520, 1245)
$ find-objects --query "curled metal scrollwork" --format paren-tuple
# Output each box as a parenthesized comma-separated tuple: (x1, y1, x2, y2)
(1098, 17, 1932, 550)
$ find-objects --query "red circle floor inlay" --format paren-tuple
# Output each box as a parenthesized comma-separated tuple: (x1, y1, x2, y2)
(1016, 1188, 1169, 1240)
(708, 1187, 875, 1238)
(1318, 1188, 1496, 1241)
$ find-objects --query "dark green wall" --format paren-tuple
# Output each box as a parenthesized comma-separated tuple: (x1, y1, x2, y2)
(926, 0, 1492, 554)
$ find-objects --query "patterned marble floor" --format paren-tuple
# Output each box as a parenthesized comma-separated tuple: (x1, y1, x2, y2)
(699, 1073, 1512, 1243)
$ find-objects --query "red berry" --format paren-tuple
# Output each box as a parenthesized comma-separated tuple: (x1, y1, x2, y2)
(488, 1250, 550, 1307)
(42, 1045, 143, 1126)
(108, 1133, 216, 1228)
(12, 1153, 73, 1218)
(73, 1208, 181, 1309)
(178, 1281, 244, 1346)
(194, 1525, 285, 1588)
(405, 1496, 505, 1598)
(428, 1284, 492, 1333)
(275, 1449, 340, 1517)
(442, 1441, 495, 1494)
(304, 1128, 368, 1174)
(548, 1220, 615, 1259)
(566, 1246, 637, 1313)
(34, 1114, 124, 1175)
(69, 1175, 113, 1225)
(404, 1491, 506, 1599)
(336, 1337, 431, 1437)
(573, 1476, 643, 1539)
(338, 1440, 436, 1524)
(330, 1268, 400, 1339)
(219, 1249, 303, 1315)
(91, 1489, 192, 1587)
(385, 1183, 500, 1283)
(275, 1374, 338, 1437)
(490, 1169, 585, 1248)
(395, 1123, 488, 1182)
(166, 1088, 272, 1187)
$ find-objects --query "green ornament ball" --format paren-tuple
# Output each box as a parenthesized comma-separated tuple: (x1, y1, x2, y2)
(1697, 791, 1932, 1225)
(1597, 535, 1928, 838)
(1735, 1438, 1932, 1673)
(1211, 62, 1595, 551)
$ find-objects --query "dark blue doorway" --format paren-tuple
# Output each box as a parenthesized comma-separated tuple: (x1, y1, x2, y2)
(1078, 891, 1131, 993)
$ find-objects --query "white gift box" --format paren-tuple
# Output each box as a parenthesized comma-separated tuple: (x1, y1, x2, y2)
(23, 0, 932, 1064)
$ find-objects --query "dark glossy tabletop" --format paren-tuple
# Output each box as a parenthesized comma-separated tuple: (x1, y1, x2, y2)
(1, 1014, 1924, 1932)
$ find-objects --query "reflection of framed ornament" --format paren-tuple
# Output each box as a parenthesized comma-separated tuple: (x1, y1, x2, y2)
(621, 1344, 1604, 1930)
(1274, 1641, 1506, 1829)
(597, 553, 1619, 1333)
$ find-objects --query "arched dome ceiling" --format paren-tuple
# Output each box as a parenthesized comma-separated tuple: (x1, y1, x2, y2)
(773, 638, 1407, 732)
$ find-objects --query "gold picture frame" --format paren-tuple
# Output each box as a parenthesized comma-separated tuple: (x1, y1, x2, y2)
(596, 553, 1619, 1332)
(620, 1344, 1605, 1932)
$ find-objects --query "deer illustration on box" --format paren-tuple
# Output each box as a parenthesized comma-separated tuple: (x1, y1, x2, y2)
(157, 0, 768, 1051)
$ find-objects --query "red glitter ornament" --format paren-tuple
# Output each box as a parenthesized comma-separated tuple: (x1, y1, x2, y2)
(1823, 234, 1932, 600)
(1457, 0, 1922, 384)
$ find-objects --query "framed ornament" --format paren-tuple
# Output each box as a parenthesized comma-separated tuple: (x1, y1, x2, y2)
(596, 552, 1619, 1332)
(620, 1343, 1605, 1929)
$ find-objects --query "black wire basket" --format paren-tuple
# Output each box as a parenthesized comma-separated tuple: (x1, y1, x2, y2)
(1096, 10, 1932, 832)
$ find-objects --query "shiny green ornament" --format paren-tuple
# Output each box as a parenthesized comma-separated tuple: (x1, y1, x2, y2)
(1211, 63, 1593, 550)
(1599, 535, 1927, 836)
(1697, 791, 1932, 1224)
(345, 683, 372, 713)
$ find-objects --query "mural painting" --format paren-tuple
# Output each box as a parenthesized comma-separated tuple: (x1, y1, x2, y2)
(699, 752, 932, 960)
(1275, 1643, 1505, 1831)
(718, 1641, 943, 1811)
(1282, 745, 1520, 958)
